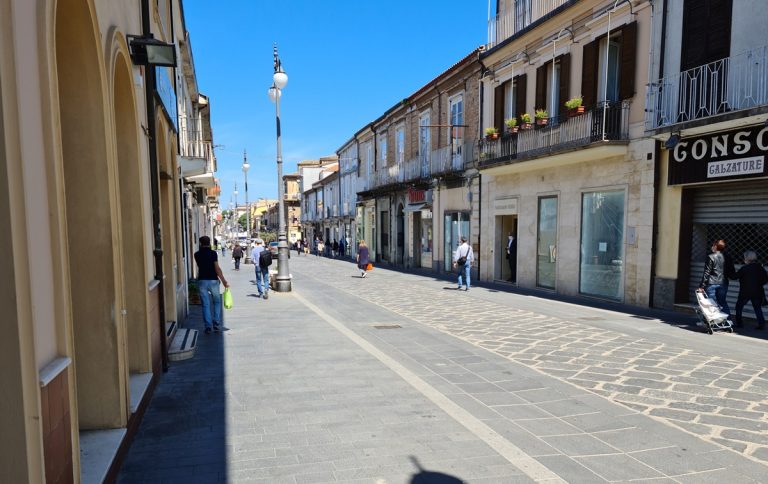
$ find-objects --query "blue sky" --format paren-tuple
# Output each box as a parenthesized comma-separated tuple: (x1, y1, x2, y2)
(184, 1, 489, 205)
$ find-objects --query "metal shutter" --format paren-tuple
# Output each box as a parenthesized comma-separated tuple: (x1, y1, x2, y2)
(688, 181, 768, 320)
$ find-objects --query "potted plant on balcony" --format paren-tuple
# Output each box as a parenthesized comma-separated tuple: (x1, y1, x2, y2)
(504, 117, 519, 134)
(565, 96, 585, 117)
(535, 109, 549, 126)
(520, 113, 533, 130)
(484, 126, 499, 140)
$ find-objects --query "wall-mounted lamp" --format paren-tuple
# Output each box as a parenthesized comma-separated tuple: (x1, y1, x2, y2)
(127, 35, 177, 67)
(665, 133, 681, 150)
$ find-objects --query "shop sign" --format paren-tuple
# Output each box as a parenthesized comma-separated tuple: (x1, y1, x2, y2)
(493, 197, 518, 215)
(668, 125, 768, 185)
(155, 67, 178, 131)
(408, 188, 426, 204)
(421, 209, 433, 219)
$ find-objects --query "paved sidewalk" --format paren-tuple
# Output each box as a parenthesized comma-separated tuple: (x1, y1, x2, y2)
(118, 255, 768, 483)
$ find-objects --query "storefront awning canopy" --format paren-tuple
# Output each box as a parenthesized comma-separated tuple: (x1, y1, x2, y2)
(404, 203, 427, 213)
(180, 156, 207, 178)
(186, 171, 215, 188)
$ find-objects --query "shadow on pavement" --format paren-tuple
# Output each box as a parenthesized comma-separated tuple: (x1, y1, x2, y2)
(117, 302, 228, 483)
(409, 456, 465, 484)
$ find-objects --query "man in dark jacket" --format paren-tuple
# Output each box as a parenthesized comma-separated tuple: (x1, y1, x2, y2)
(699, 239, 736, 316)
(732, 250, 768, 329)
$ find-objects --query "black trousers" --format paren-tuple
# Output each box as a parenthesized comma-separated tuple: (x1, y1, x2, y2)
(507, 255, 516, 282)
(735, 295, 765, 327)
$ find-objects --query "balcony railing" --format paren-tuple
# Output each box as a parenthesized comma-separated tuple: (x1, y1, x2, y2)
(487, 0, 570, 49)
(478, 103, 629, 167)
(646, 45, 768, 130)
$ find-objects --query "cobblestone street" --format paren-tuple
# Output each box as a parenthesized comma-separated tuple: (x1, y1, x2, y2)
(119, 255, 768, 483)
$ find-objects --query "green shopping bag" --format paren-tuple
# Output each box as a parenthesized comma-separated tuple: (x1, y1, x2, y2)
(223, 287, 233, 309)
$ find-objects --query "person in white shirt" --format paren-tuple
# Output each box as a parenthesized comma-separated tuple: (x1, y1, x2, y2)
(452, 236, 474, 291)
(251, 239, 269, 299)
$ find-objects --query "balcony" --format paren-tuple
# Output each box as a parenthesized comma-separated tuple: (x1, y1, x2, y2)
(487, 0, 571, 49)
(646, 45, 768, 131)
(477, 103, 629, 168)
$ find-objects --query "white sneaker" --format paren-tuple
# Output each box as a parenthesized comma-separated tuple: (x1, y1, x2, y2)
(361, 272, 367, 278)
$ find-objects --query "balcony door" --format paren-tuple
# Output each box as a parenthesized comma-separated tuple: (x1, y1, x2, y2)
(679, 0, 733, 120)
(449, 94, 463, 170)
(419, 112, 430, 177)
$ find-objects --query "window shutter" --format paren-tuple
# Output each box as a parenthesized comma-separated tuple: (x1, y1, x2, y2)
(558, 53, 571, 111)
(619, 21, 637, 100)
(535, 64, 548, 111)
(514, 74, 527, 119)
(581, 40, 599, 107)
(707, 0, 732, 62)
(494, 82, 506, 130)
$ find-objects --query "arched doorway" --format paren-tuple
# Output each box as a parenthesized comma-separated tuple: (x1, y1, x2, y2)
(113, 51, 150, 374)
(55, 0, 126, 428)
(396, 203, 405, 265)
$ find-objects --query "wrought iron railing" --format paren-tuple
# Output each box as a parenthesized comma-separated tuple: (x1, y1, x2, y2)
(365, 142, 475, 191)
(478, 103, 629, 166)
(487, 0, 570, 49)
(646, 45, 768, 130)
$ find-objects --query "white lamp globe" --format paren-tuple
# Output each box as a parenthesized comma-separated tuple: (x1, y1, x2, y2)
(242, 161, 250, 172)
(268, 86, 281, 103)
(273, 71, 288, 89)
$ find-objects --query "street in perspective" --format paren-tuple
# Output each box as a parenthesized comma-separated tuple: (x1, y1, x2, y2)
(118, 255, 768, 483)
(4, 0, 768, 483)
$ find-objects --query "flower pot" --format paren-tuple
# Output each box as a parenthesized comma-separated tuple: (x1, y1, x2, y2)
(536, 117, 548, 126)
(508, 126, 519, 134)
(568, 106, 585, 118)
(521, 122, 533, 130)
(485, 133, 499, 140)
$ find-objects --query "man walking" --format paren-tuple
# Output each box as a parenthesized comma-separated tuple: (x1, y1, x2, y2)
(194, 236, 229, 334)
(251, 239, 270, 299)
(453, 236, 474, 291)
(232, 242, 243, 270)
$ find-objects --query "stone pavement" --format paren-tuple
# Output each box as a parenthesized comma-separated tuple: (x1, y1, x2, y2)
(118, 254, 768, 483)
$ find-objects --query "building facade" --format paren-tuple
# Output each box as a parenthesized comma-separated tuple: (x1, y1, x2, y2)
(478, 0, 654, 306)
(0, 0, 217, 482)
(648, 0, 768, 320)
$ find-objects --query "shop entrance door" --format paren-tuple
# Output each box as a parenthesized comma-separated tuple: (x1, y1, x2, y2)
(412, 211, 422, 268)
(495, 215, 518, 282)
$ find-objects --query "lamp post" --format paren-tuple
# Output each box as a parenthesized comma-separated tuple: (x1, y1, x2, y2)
(269, 44, 291, 291)
(243, 150, 252, 263)
(233, 184, 239, 239)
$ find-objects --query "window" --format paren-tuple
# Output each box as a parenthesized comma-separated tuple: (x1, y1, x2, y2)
(419, 112, 430, 173)
(536, 55, 569, 119)
(379, 133, 387, 166)
(444, 212, 470, 272)
(514, 0, 533, 32)
(449, 94, 463, 163)
(395, 125, 405, 164)
(537, 196, 558, 289)
(579, 190, 625, 300)
(504, 81, 515, 121)
(598, 36, 621, 103)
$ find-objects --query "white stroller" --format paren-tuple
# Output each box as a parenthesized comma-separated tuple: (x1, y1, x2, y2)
(694, 291, 734, 334)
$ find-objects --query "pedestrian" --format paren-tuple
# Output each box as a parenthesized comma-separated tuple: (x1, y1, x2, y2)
(193, 236, 229, 334)
(317, 239, 325, 257)
(732, 250, 768, 329)
(506, 232, 517, 282)
(453, 236, 474, 291)
(325, 237, 332, 257)
(333, 239, 339, 258)
(232, 242, 243, 270)
(357, 240, 370, 278)
(698, 239, 736, 316)
(221, 242, 227, 257)
(339, 237, 346, 258)
(251, 239, 270, 299)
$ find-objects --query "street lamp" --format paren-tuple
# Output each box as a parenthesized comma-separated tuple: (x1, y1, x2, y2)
(269, 44, 291, 292)
(243, 150, 252, 263)
(233, 183, 239, 238)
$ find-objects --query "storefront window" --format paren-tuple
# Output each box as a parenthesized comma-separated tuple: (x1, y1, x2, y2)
(444, 212, 470, 272)
(579, 190, 625, 300)
(537, 196, 558, 289)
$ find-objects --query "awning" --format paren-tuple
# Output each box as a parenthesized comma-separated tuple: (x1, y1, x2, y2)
(186, 171, 215, 188)
(404, 203, 427, 213)
(180, 156, 207, 177)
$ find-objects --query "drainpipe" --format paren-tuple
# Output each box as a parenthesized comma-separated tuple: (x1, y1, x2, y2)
(477, 173, 482, 282)
(141, 0, 169, 372)
(649, 140, 662, 307)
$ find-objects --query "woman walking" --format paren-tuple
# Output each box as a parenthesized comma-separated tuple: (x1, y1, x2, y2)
(357, 240, 370, 278)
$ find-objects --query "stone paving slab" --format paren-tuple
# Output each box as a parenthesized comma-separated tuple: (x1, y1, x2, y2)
(297, 256, 768, 469)
(119, 256, 768, 483)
